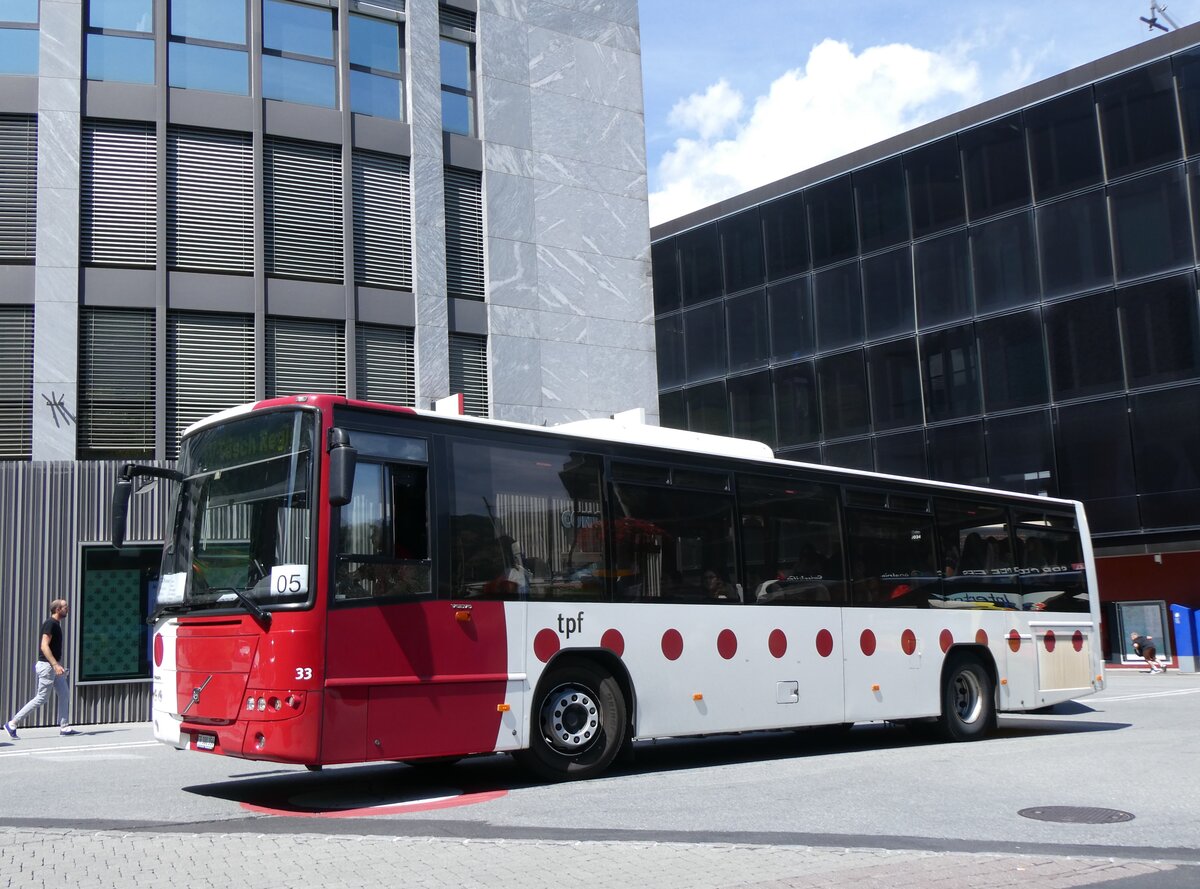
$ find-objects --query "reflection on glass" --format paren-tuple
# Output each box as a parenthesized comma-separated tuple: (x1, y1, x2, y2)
(684, 301, 726, 383)
(87, 33, 155, 83)
(761, 191, 807, 281)
(169, 42, 248, 94)
(0, 28, 37, 75)
(971, 211, 1039, 312)
(818, 350, 869, 439)
(867, 338, 922, 431)
(1037, 190, 1112, 297)
(978, 310, 1048, 413)
(652, 239, 680, 314)
(773, 362, 820, 446)
(1109, 168, 1193, 282)
(264, 0, 333, 59)
(678, 223, 721, 306)
(915, 229, 973, 328)
(351, 70, 402, 119)
(960, 114, 1030, 221)
(1045, 292, 1123, 400)
(0, 0, 37, 23)
(814, 261, 863, 352)
(442, 92, 472, 136)
(170, 0, 246, 43)
(1026, 87, 1103, 201)
(728, 372, 775, 447)
(687, 381, 730, 436)
(1097, 59, 1182, 179)
(720, 208, 764, 294)
(726, 290, 768, 372)
(350, 14, 400, 71)
(985, 411, 1055, 497)
(655, 313, 684, 389)
(768, 277, 814, 361)
(440, 37, 471, 90)
(807, 175, 857, 268)
(862, 246, 914, 340)
(263, 55, 335, 107)
(89, 0, 152, 31)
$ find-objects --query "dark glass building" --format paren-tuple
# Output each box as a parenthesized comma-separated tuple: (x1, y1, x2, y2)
(650, 25, 1200, 660)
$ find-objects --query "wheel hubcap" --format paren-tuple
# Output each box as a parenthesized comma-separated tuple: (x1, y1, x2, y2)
(952, 670, 983, 724)
(540, 684, 601, 754)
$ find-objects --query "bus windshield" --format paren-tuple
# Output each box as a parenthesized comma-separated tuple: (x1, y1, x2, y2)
(158, 409, 317, 615)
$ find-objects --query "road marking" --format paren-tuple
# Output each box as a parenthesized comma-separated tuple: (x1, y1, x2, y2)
(1096, 688, 1200, 704)
(0, 740, 159, 758)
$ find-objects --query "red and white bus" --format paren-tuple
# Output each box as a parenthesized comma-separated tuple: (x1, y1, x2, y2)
(113, 394, 1104, 780)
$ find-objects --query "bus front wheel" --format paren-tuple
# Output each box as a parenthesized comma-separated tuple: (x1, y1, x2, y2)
(517, 660, 627, 781)
(938, 656, 995, 742)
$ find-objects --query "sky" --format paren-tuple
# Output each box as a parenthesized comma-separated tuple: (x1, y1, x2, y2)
(638, 0, 1197, 226)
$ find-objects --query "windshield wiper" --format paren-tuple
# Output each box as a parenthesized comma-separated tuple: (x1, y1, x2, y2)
(202, 587, 273, 629)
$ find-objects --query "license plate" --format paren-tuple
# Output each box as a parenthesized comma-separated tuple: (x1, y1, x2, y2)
(195, 733, 216, 751)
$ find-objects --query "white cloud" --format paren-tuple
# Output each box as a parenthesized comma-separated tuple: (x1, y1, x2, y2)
(649, 39, 981, 225)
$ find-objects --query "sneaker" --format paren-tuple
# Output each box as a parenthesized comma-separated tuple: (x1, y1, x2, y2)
(59, 727, 79, 736)
(3, 722, 17, 740)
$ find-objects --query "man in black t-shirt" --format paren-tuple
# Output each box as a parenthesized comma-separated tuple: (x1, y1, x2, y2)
(1131, 631, 1166, 674)
(4, 599, 79, 739)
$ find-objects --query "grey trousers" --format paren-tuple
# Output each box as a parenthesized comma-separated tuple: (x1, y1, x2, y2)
(10, 661, 69, 727)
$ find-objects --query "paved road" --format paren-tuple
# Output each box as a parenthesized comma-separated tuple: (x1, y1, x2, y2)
(1, 671, 1198, 887)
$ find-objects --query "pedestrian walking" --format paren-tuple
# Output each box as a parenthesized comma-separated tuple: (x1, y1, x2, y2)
(4, 599, 79, 739)
(1130, 630, 1166, 674)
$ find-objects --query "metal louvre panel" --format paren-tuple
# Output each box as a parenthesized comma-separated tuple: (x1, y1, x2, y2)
(0, 306, 33, 459)
(352, 150, 412, 290)
(166, 312, 255, 460)
(168, 127, 254, 273)
(0, 115, 37, 261)
(444, 167, 484, 299)
(265, 138, 344, 282)
(439, 6, 475, 32)
(81, 122, 157, 266)
(355, 323, 415, 405)
(266, 317, 347, 397)
(78, 308, 156, 458)
(449, 333, 488, 417)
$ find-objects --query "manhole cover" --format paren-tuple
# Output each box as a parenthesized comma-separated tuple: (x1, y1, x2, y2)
(1018, 806, 1134, 824)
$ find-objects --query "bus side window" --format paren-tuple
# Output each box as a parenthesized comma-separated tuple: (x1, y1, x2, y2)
(846, 509, 937, 606)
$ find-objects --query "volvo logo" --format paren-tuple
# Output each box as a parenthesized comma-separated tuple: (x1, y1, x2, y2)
(181, 675, 213, 716)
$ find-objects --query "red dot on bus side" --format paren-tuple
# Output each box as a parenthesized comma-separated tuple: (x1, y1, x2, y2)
(533, 628, 560, 663)
(1044, 630, 1056, 653)
(661, 629, 684, 661)
(1008, 629, 1021, 653)
(939, 629, 954, 653)
(1072, 630, 1084, 652)
(901, 629, 917, 656)
(859, 629, 877, 657)
(815, 629, 834, 658)
(769, 629, 787, 659)
(975, 629, 988, 646)
(153, 633, 164, 668)
(601, 629, 625, 657)
(717, 629, 738, 660)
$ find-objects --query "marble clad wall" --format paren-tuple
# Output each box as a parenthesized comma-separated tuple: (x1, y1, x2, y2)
(479, 0, 657, 425)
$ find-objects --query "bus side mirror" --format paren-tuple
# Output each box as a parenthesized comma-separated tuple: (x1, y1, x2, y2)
(328, 428, 358, 507)
(111, 476, 132, 549)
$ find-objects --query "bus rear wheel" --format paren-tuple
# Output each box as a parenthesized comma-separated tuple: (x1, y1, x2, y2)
(938, 656, 995, 742)
(517, 660, 627, 781)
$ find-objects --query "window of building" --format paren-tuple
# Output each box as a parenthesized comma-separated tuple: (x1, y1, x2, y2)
(439, 7, 475, 136)
(166, 311, 254, 459)
(761, 191, 808, 281)
(861, 246, 914, 341)
(807, 175, 857, 268)
(920, 324, 980, 422)
(1117, 273, 1200, 389)
(659, 388, 686, 430)
(1176, 47, 1200, 157)
(1045, 291, 1124, 400)
(767, 277, 814, 362)
(81, 121, 157, 267)
(168, 0, 249, 95)
(1036, 190, 1113, 298)
(349, 12, 404, 119)
(854, 157, 909, 253)
(444, 166, 484, 299)
(824, 438, 872, 471)
(905, 136, 965, 238)
(726, 289, 768, 372)
(263, 0, 337, 108)
(686, 380, 729, 436)
(1109, 166, 1193, 282)
(814, 261, 863, 352)
(353, 150, 412, 290)
(773, 361, 819, 446)
(1130, 384, 1200, 528)
(684, 300, 726, 383)
(355, 324, 415, 406)
(926, 419, 986, 486)
(728, 371, 774, 446)
(449, 333, 488, 417)
(655, 312, 684, 389)
(818, 350, 869, 439)
(977, 309, 1048, 412)
(0, 114, 36, 261)
(78, 308, 155, 460)
(960, 114, 1030, 221)
(985, 410, 1055, 497)
(265, 136, 344, 281)
(719, 207, 764, 294)
(1097, 59, 1182, 179)
(874, 430, 926, 478)
(1026, 87, 1103, 201)
(914, 228, 973, 328)
(1054, 396, 1137, 533)
(971, 210, 1039, 313)
(168, 127, 253, 273)
(0, 304, 33, 460)
(677, 222, 721, 306)
(79, 544, 160, 682)
(86, 0, 154, 84)
(266, 316, 347, 397)
(0, 0, 38, 76)
(867, 338, 922, 431)
(651, 238, 680, 314)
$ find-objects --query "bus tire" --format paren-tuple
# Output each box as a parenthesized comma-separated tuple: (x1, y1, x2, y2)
(517, 660, 627, 781)
(938, 656, 994, 742)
